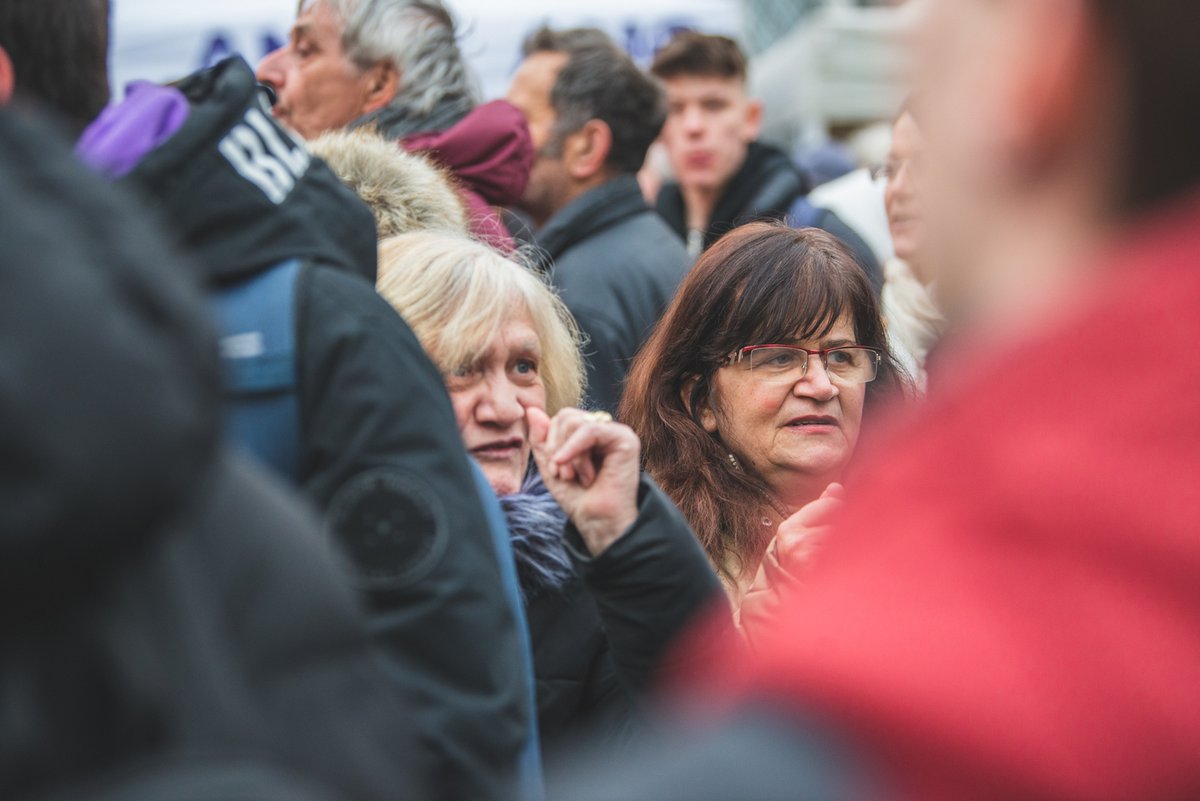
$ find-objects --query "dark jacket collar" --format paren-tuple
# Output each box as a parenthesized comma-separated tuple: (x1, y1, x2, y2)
(120, 57, 378, 286)
(656, 140, 808, 250)
(536, 175, 650, 260)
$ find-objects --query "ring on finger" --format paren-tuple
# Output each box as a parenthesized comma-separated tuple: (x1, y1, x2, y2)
(583, 410, 613, 424)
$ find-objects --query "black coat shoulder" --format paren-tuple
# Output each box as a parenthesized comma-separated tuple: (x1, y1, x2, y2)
(540, 178, 691, 413)
(527, 476, 725, 760)
(294, 264, 530, 800)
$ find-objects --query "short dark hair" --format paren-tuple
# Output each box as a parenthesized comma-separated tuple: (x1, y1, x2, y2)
(650, 32, 747, 83)
(0, 0, 111, 136)
(524, 27, 667, 175)
(1089, 0, 1200, 215)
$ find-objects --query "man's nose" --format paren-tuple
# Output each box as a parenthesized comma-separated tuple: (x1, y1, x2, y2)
(255, 46, 288, 93)
(682, 106, 705, 135)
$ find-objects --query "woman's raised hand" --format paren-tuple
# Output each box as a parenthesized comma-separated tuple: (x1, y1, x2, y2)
(774, 482, 846, 575)
(527, 407, 640, 557)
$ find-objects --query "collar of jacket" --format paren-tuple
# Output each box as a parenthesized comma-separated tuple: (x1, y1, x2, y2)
(499, 466, 574, 603)
(535, 174, 651, 260)
(656, 140, 809, 250)
(120, 57, 378, 287)
(399, 100, 533, 208)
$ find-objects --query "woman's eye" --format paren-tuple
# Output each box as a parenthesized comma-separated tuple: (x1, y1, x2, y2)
(513, 359, 538, 376)
(767, 353, 799, 367)
(828, 351, 853, 365)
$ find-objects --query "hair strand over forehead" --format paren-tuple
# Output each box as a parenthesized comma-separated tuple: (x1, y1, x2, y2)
(376, 232, 585, 415)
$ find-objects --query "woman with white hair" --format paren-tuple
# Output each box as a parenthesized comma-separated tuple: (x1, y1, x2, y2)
(377, 232, 723, 759)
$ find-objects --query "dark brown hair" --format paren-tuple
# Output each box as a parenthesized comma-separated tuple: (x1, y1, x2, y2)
(650, 32, 747, 83)
(0, 0, 111, 136)
(522, 27, 667, 174)
(620, 223, 906, 582)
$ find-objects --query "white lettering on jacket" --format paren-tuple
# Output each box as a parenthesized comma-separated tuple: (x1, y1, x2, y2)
(218, 108, 312, 204)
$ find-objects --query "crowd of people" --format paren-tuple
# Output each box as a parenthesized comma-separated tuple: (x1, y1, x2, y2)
(2, 0, 1199, 799)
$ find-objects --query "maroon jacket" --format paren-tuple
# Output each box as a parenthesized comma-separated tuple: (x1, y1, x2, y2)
(695, 191, 1200, 800)
(403, 100, 532, 253)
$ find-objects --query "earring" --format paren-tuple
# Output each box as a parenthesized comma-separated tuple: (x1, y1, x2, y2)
(727, 452, 741, 471)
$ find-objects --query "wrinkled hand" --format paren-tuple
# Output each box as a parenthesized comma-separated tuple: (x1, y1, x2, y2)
(527, 407, 640, 557)
(774, 482, 845, 574)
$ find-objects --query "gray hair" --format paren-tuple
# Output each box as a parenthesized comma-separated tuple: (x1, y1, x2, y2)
(312, 0, 479, 120)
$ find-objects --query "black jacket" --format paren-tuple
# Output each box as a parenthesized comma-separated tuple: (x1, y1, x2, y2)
(537, 176, 691, 414)
(656, 141, 883, 292)
(657, 141, 807, 252)
(0, 108, 423, 801)
(510, 476, 724, 761)
(116, 59, 528, 800)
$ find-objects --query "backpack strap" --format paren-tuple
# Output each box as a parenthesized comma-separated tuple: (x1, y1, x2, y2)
(211, 258, 303, 481)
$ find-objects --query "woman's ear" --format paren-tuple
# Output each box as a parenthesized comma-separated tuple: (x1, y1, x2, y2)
(680, 374, 719, 434)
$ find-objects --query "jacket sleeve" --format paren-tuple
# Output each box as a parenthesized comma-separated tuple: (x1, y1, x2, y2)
(562, 475, 727, 695)
(295, 265, 529, 801)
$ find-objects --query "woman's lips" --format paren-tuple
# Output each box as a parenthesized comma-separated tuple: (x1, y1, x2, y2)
(471, 438, 524, 460)
(785, 415, 839, 433)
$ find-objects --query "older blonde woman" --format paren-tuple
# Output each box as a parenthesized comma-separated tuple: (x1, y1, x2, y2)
(377, 232, 723, 759)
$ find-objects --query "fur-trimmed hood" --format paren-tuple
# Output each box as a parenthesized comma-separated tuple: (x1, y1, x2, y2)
(500, 468, 574, 603)
(309, 128, 469, 240)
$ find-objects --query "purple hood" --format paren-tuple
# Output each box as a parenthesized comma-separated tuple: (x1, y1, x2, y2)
(76, 82, 190, 178)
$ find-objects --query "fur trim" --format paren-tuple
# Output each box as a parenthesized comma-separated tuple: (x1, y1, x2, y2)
(308, 128, 469, 240)
(500, 468, 574, 602)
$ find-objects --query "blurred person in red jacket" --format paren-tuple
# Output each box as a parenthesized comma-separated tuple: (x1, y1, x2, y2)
(552, 1, 1200, 800)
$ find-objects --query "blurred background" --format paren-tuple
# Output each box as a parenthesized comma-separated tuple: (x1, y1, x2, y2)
(111, 0, 917, 162)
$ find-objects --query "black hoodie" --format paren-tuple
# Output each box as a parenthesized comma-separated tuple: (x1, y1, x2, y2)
(0, 108, 425, 800)
(111, 58, 530, 801)
(656, 140, 808, 252)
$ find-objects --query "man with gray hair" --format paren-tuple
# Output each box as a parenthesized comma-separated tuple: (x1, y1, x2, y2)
(507, 28, 690, 414)
(257, 0, 532, 250)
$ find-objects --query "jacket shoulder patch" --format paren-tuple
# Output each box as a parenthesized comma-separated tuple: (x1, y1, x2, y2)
(325, 467, 448, 590)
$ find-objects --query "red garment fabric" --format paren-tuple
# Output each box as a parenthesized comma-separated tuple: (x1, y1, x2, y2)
(699, 193, 1200, 801)
(403, 100, 532, 253)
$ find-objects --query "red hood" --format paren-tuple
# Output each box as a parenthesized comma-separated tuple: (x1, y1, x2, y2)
(403, 100, 532, 208)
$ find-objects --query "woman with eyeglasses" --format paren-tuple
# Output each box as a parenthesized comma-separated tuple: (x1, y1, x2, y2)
(620, 222, 908, 642)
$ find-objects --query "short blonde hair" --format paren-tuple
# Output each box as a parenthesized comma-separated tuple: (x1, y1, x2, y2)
(377, 232, 586, 413)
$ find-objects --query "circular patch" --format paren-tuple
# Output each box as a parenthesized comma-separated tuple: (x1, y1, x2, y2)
(325, 467, 448, 590)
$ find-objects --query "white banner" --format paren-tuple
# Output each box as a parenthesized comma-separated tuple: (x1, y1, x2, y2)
(110, 0, 742, 101)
